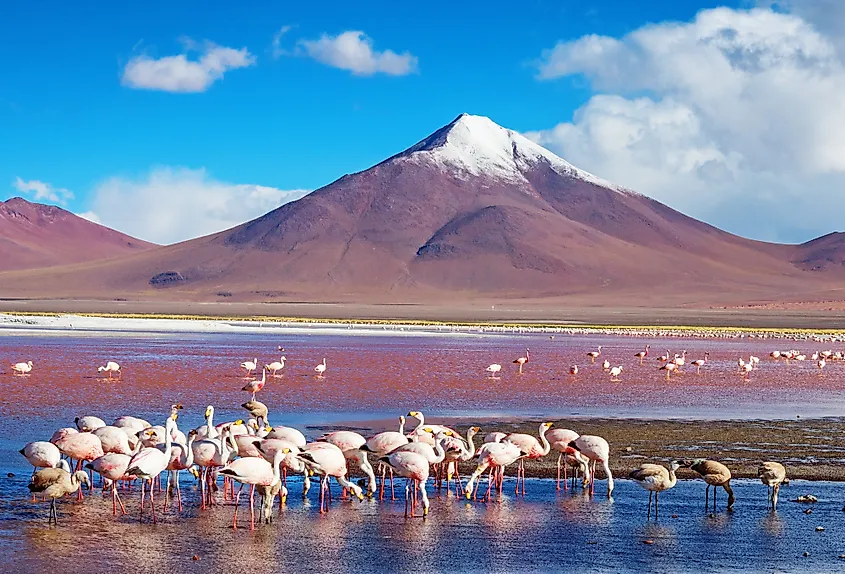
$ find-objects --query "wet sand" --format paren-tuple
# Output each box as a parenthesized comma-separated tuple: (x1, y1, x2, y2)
(318, 417, 845, 482)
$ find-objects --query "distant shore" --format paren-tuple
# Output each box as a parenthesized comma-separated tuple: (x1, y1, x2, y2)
(4, 299, 845, 333)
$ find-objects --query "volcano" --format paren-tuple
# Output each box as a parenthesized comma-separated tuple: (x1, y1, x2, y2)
(0, 114, 840, 305)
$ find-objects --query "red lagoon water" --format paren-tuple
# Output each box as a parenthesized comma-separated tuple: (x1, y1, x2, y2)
(1, 330, 844, 444)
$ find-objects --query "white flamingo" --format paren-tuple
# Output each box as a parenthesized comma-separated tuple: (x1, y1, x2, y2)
(512, 349, 530, 374)
(97, 361, 121, 378)
(11, 361, 33, 375)
(609, 366, 623, 382)
(586, 346, 602, 363)
(315, 358, 327, 377)
(240, 358, 258, 376)
(485, 364, 502, 378)
(265, 356, 286, 376)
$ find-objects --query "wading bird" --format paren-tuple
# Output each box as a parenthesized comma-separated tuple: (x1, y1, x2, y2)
(265, 356, 286, 376)
(569, 435, 614, 496)
(630, 461, 680, 519)
(680, 459, 735, 511)
(28, 460, 90, 524)
(486, 364, 502, 378)
(634, 345, 650, 364)
(691, 353, 709, 374)
(242, 368, 267, 400)
(240, 358, 258, 376)
(758, 461, 786, 511)
(513, 349, 530, 374)
(315, 358, 327, 377)
(11, 360, 33, 375)
(97, 361, 121, 378)
(609, 366, 623, 382)
(586, 346, 602, 363)
(569, 365, 578, 376)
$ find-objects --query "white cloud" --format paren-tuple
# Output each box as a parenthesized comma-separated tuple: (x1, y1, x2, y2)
(75, 211, 101, 224)
(533, 6, 845, 243)
(298, 31, 417, 76)
(13, 177, 74, 205)
(272, 25, 293, 58)
(122, 41, 256, 93)
(84, 167, 310, 244)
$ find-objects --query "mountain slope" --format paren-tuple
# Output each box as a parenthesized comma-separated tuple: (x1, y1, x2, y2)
(0, 114, 840, 305)
(0, 198, 155, 271)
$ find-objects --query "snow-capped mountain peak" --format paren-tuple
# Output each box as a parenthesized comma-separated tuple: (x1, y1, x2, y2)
(397, 113, 628, 192)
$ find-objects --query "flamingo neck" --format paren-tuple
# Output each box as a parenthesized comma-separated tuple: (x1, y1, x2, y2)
(162, 426, 174, 462)
(206, 410, 214, 436)
(413, 413, 425, 429)
(219, 429, 230, 461)
(272, 450, 284, 485)
(432, 439, 445, 463)
(537, 425, 551, 455)
(668, 468, 678, 488)
(465, 429, 477, 458)
(398, 419, 405, 434)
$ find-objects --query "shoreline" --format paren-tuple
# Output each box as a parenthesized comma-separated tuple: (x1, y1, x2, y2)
(313, 416, 845, 482)
(3, 311, 845, 339)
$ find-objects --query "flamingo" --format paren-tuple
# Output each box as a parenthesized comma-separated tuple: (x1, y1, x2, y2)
(634, 345, 650, 365)
(85, 453, 134, 515)
(75, 416, 106, 432)
(92, 426, 133, 455)
(568, 435, 614, 496)
(464, 441, 525, 501)
(240, 358, 258, 376)
(569, 365, 578, 376)
(265, 356, 286, 376)
(485, 364, 502, 378)
(362, 416, 409, 499)
(28, 460, 89, 524)
(512, 349, 530, 374)
(380, 450, 432, 517)
(503, 422, 552, 495)
(742, 361, 753, 380)
(657, 350, 670, 362)
(546, 429, 588, 490)
(264, 426, 307, 448)
(97, 361, 121, 378)
(671, 351, 687, 369)
(586, 346, 602, 363)
(19, 441, 62, 473)
(770, 351, 781, 359)
(11, 360, 33, 375)
(818, 359, 826, 373)
(163, 431, 198, 512)
(195, 405, 219, 439)
(602, 359, 611, 371)
(737, 357, 746, 372)
(126, 418, 176, 523)
(315, 358, 327, 377)
(242, 368, 267, 400)
(54, 432, 104, 499)
(749, 355, 760, 366)
(484, 431, 507, 444)
(759, 461, 787, 511)
(220, 446, 289, 529)
(659, 362, 678, 380)
(297, 444, 364, 513)
(440, 426, 480, 493)
(630, 461, 680, 519)
(317, 430, 377, 496)
(680, 459, 734, 511)
(609, 366, 623, 382)
(691, 353, 709, 374)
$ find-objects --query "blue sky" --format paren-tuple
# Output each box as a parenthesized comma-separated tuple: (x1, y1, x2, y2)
(4, 0, 844, 245)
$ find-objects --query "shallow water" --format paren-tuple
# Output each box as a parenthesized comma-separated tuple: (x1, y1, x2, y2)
(3, 476, 845, 573)
(4, 329, 845, 572)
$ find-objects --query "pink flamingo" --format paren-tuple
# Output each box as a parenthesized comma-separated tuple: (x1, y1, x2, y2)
(85, 453, 134, 515)
(297, 444, 364, 513)
(362, 416, 409, 499)
(691, 353, 710, 374)
(317, 430, 377, 496)
(380, 450, 431, 517)
(503, 422, 552, 494)
(586, 346, 602, 363)
(126, 418, 176, 523)
(513, 349, 530, 374)
(569, 365, 578, 376)
(569, 435, 614, 496)
(634, 345, 650, 365)
(546, 428, 589, 490)
(220, 447, 289, 530)
(92, 426, 133, 455)
(242, 368, 267, 400)
(54, 432, 103, 500)
(464, 441, 525, 501)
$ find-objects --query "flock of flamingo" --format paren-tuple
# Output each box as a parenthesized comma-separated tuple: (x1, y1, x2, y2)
(12, 340, 806, 529)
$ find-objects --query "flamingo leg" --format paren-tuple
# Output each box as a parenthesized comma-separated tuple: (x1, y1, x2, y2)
(233, 488, 241, 530)
(139, 479, 145, 523)
(249, 485, 255, 531)
(163, 471, 171, 513)
(115, 487, 127, 515)
(655, 491, 659, 518)
(647, 491, 652, 519)
(199, 467, 207, 510)
(390, 469, 396, 501)
(176, 471, 183, 512)
(556, 454, 562, 491)
(149, 479, 157, 524)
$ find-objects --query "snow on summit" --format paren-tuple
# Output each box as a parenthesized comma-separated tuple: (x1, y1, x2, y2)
(398, 113, 628, 192)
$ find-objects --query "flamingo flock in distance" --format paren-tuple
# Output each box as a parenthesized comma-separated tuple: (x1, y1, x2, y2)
(9, 336, 833, 529)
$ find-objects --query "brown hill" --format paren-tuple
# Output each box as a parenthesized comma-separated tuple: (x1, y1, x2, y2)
(0, 114, 841, 306)
(0, 197, 155, 271)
